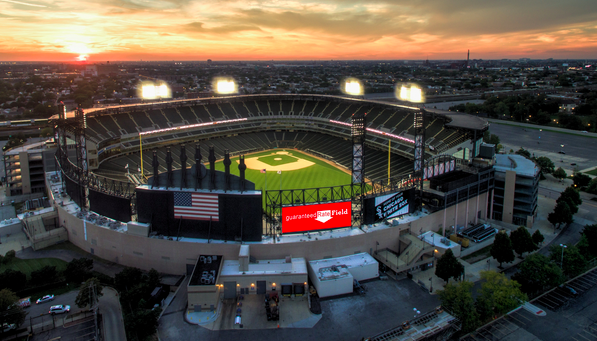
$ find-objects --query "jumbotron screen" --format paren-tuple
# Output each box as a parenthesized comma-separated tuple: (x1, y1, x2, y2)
(281, 201, 352, 234)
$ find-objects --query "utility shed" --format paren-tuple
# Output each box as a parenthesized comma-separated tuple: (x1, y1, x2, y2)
(308, 253, 379, 298)
(219, 245, 308, 297)
(187, 255, 223, 313)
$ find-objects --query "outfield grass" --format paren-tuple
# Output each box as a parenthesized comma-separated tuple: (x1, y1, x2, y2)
(0, 257, 68, 280)
(215, 149, 351, 191)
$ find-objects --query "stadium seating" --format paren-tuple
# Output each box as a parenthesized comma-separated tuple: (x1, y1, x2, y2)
(87, 96, 472, 183)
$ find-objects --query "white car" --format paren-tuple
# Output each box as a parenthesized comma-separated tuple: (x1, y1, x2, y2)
(36, 295, 55, 304)
(49, 305, 70, 315)
(1, 323, 16, 333)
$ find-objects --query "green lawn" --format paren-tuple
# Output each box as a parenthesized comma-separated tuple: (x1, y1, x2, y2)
(0, 257, 68, 280)
(215, 149, 351, 191)
(585, 168, 597, 176)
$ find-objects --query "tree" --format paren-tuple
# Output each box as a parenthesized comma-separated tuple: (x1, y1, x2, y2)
(557, 187, 582, 215)
(490, 231, 515, 268)
(510, 226, 537, 258)
(532, 229, 544, 246)
(2, 250, 16, 264)
(476, 271, 527, 320)
(573, 173, 591, 188)
(438, 281, 480, 333)
(587, 178, 597, 194)
(124, 308, 161, 341)
(534, 156, 555, 174)
(511, 253, 563, 295)
(64, 258, 93, 283)
(553, 167, 567, 180)
(0, 289, 27, 330)
(0, 269, 27, 292)
(30, 265, 58, 286)
(550, 245, 587, 278)
(115, 267, 144, 293)
(580, 224, 597, 258)
(483, 131, 500, 146)
(435, 249, 464, 283)
(549, 201, 573, 229)
(515, 148, 531, 158)
(75, 278, 104, 309)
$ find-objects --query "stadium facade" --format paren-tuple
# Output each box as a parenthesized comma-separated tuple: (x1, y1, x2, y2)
(48, 94, 494, 278)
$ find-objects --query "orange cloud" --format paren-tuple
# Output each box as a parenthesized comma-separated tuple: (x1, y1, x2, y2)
(0, 0, 596, 60)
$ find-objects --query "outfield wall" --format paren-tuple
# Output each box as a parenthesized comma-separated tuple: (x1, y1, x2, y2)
(57, 191, 489, 274)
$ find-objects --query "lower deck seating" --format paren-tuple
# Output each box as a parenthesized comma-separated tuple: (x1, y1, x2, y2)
(95, 131, 413, 182)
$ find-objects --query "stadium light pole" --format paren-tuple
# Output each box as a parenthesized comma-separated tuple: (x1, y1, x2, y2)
(138, 82, 171, 180)
(560, 243, 567, 268)
(395, 83, 425, 213)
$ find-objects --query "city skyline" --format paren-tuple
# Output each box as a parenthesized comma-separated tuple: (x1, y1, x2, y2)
(1, 0, 597, 62)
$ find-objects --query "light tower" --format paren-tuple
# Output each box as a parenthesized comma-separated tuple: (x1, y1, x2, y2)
(351, 111, 366, 228)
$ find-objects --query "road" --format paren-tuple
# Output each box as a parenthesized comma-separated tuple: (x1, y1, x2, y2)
(20, 287, 126, 341)
(488, 122, 597, 173)
(99, 287, 127, 341)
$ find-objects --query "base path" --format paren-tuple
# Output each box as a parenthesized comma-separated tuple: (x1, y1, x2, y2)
(237, 151, 315, 171)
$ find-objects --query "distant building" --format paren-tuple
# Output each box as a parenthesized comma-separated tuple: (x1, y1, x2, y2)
(3, 142, 47, 196)
(491, 154, 539, 227)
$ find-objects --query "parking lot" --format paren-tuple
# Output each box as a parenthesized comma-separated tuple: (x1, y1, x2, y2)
(462, 267, 597, 341)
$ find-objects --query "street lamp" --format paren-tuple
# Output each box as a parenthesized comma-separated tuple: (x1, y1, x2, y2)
(560, 244, 567, 268)
(413, 307, 421, 319)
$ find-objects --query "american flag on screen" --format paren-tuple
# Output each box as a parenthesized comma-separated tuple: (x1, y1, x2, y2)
(173, 192, 219, 221)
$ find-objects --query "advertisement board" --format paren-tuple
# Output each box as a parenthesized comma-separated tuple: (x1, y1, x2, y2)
(281, 201, 352, 234)
(363, 188, 414, 224)
(374, 191, 410, 221)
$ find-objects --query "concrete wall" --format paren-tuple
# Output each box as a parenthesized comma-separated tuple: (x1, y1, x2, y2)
(31, 227, 68, 251)
(187, 285, 220, 312)
(0, 221, 22, 237)
(347, 261, 379, 281)
(307, 265, 353, 298)
(57, 191, 489, 275)
(220, 274, 307, 295)
(503, 170, 517, 224)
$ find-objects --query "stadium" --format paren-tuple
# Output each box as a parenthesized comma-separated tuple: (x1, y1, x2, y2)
(48, 92, 494, 306)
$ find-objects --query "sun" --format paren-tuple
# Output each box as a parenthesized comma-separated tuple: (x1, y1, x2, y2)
(66, 43, 92, 61)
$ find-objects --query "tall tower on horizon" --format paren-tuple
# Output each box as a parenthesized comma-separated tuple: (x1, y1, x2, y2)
(467, 49, 470, 68)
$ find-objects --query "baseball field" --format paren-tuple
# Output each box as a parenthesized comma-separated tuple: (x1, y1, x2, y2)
(214, 149, 351, 192)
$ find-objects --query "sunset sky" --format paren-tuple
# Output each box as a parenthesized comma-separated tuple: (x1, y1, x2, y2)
(1, 0, 597, 61)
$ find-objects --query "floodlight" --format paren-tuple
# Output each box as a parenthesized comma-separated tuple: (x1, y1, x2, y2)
(141, 82, 171, 99)
(214, 77, 237, 95)
(396, 83, 424, 103)
(342, 78, 364, 96)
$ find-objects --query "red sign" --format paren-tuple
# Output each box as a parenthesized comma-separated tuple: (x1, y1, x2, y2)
(281, 201, 352, 234)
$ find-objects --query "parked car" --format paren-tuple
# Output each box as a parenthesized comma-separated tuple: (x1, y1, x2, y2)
(18, 297, 31, 308)
(36, 295, 55, 304)
(558, 151, 566, 154)
(1, 323, 16, 333)
(49, 305, 70, 315)
(562, 285, 579, 297)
